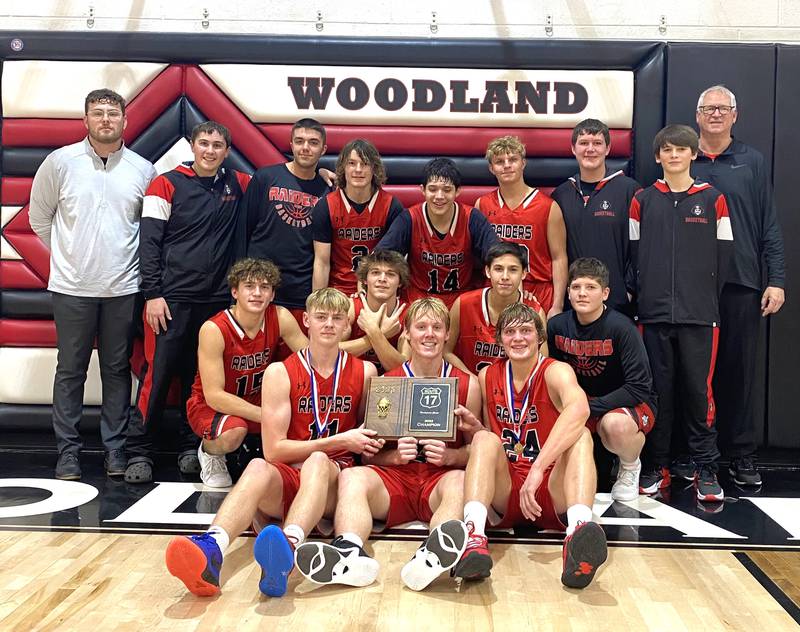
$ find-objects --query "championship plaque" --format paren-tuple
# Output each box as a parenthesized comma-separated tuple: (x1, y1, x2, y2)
(364, 377, 458, 441)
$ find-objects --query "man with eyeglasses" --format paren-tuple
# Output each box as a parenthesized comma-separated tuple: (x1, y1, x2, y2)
(29, 89, 157, 480)
(690, 85, 785, 487)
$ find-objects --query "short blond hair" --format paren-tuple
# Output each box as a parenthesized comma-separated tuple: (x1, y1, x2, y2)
(485, 135, 526, 163)
(305, 287, 350, 315)
(405, 297, 450, 331)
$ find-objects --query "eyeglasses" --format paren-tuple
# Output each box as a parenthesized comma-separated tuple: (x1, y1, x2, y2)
(697, 105, 735, 115)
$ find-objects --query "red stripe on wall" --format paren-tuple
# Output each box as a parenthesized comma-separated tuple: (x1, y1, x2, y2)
(1, 178, 33, 205)
(259, 125, 632, 158)
(0, 261, 47, 289)
(0, 319, 57, 346)
(123, 65, 185, 144)
(2, 119, 86, 147)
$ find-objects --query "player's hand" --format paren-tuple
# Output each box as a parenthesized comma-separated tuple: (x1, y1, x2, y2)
(519, 466, 544, 521)
(546, 305, 563, 319)
(319, 168, 338, 188)
(395, 436, 418, 465)
(380, 302, 405, 339)
(145, 297, 172, 334)
(761, 286, 785, 316)
(419, 439, 448, 466)
(356, 301, 385, 336)
(337, 428, 383, 455)
(455, 405, 483, 439)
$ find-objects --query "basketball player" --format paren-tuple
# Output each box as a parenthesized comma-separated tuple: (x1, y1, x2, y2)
(342, 249, 409, 373)
(445, 241, 547, 375)
(453, 302, 607, 589)
(312, 139, 405, 295)
(187, 258, 308, 488)
(294, 298, 484, 592)
(376, 158, 499, 308)
(547, 258, 657, 501)
(476, 136, 568, 316)
(165, 288, 379, 598)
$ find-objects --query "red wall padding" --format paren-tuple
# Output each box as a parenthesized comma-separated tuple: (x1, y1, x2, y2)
(1, 177, 33, 205)
(0, 319, 57, 346)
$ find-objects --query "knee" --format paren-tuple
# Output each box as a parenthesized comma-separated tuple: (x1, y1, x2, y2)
(241, 458, 275, 487)
(338, 466, 369, 495)
(471, 429, 502, 453)
(598, 414, 636, 446)
(300, 450, 330, 476)
(210, 428, 247, 454)
(441, 469, 465, 493)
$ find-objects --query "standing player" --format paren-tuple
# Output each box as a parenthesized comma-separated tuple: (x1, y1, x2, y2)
(243, 119, 330, 328)
(376, 158, 499, 309)
(342, 249, 409, 373)
(630, 125, 733, 501)
(294, 298, 483, 592)
(445, 241, 546, 375)
(312, 139, 405, 295)
(128, 121, 250, 484)
(165, 288, 379, 598)
(476, 136, 568, 317)
(187, 258, 308, 488)
(551, 119, 640, 314)
(453, 303, 607, 588)
(547, 258, 657, 500)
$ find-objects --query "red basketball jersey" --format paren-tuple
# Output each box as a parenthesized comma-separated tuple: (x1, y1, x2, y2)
(484, 356, 559, 468)
(477, 188, 554, 286)
(349, 294, 407, 373)
(283, 350, 366, 465)
(384, 361, 471, 448)
(189, 305, 281, 406)
(407, 202, 476, 309)
(455, 288, 543, 374)
(327, 188, 394, 295)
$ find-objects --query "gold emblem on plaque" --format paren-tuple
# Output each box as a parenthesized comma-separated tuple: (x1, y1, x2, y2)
(376, 397, 391, 418)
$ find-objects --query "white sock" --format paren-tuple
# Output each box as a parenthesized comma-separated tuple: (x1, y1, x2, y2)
(283, 524, 305, 546)
(339, 532, 364, 549)
(207, 525, 230, 555)
(620, 457, 641, 471)
(463, 501, 488, 536)
(565, 504, 593, 536)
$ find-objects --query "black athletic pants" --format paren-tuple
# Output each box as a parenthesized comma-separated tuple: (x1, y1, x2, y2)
(642, 323, 720, 468)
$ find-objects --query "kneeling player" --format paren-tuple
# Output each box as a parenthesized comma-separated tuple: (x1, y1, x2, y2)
(187, 258, 308, 487)
(548, 258, 656, 500)
(165, 288, 379, 597)
(294, 297, 483, 591)
(455, 303, 607, 588)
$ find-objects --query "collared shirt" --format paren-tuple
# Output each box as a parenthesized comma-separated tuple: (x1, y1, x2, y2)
(28, 137, 156, 297)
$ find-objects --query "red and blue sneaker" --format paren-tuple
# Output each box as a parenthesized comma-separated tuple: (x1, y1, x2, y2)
(254, 525, 296, 597)
(165, 533, 223, 596)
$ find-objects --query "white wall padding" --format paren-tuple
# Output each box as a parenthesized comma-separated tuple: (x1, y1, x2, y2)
(2, 61, 167, 117)
(0, 347, 138, 405)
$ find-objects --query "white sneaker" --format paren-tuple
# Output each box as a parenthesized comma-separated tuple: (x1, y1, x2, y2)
(198, 445, 232, 488)
(612, 459, 641, 501)
(295, 537, 379, 587)
(401, 520, 468, 591)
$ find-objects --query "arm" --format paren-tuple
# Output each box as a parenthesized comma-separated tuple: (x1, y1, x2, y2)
(715, 193, 734, 293)
(312, 241, 332, 291)
(628, 194, 642, 297)
(443, 298, 472, 374)
(546, 201, 568, 317)
(28, 154, 58, 247)
(468, 208, 501, 263)
(755, 158, 786, 315)
(198, 321, 261, 423)
(537, 306, 549, 357)
(140, 177, 173, 334)
(276, 306, 309, 352)
(311, 198, 333, 291)
(375, 211, 412, 256)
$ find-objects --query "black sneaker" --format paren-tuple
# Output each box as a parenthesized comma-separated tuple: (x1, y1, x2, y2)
(695, 464, 724, 502)
(55, 452, 81, 480)
(639, 466, 670, 495)
(728, 456, 762, 486)
(295, 536, 379, 587)
(670, 455, 696, 481)
(561, 521, 608, 589)
(104, 448, 127, 476)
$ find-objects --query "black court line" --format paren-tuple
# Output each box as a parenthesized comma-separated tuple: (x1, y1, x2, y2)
(734, 551, 800, 624)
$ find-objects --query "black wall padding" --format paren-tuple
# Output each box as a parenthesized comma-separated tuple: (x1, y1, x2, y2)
(0, 290, 53, 319)
(0, 404, 95, 434)
(2, 147, 51, 176)
(767, 45, 800, 449)
(128, 97, 183, 163)
(183, 100, 256, 175)
(632, 46, 666, 187)
(313, 156, 631, 187)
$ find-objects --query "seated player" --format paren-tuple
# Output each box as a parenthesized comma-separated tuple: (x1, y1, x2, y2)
(547, 258, 657, 500)
(454, 302, 607, 589)
(342, 249, 409, 373)
(376, 158, 499, 308)
(165, 288, 379, 598)
(294, 297, 483, 592)
(312, 139, 405, 295)
(188, 258, 308, 488)
(476, 136, 568, 317)
(445, 241, 547, 375)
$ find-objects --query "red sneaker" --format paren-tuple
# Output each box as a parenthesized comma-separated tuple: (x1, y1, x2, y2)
(561, 521, 607, 589)
(452, 521, 493, 580)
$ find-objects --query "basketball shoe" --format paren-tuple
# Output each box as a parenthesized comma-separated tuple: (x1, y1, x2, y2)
(254, 525, 296, 597)
(561, 521, 607, 589)
(452, 521, 492, 581)
(401, 520, 468, 591)
(295, 536, 379, 587)
(165, 533, 223, 596)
